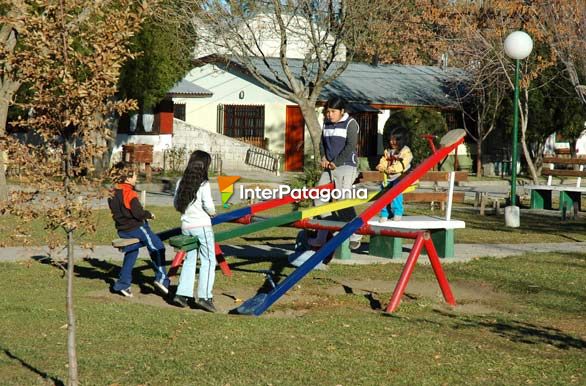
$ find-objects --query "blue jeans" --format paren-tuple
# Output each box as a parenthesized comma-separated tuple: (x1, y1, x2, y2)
(176, 226, 216, 300)
(113, 222, 169, 291)
(379, 179, 403, 219)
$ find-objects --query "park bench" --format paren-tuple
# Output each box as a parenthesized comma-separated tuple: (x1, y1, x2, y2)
(356, 170, 467, 258)
(525, 156, 586, 219)
(358, 170, 467, 209)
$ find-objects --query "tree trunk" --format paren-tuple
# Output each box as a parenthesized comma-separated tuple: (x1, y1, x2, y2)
(476, 140, 483, 177)
(0, 99, 10, 201)
(1, 22, 22, 202)
(63, 139, 79, 386)
(519, 88, 539, 183)
(297, 100, 321, 168)
(66, 230, 78, 386)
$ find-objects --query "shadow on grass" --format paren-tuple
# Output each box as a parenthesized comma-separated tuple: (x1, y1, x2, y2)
(80, 258, 162, 296)
(453, 208, 586, 241)
(2, 348, 64, 386)
(30, 255, 160, 297)
(434, 310, 586, 350)
(224, 251, 291, 295)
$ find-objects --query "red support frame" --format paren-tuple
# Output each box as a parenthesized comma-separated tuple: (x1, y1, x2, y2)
(385, 232, 456, 313)
(168, 250, 186, 277)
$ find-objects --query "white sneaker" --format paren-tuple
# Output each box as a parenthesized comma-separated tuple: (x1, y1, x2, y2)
(392, 215, 402, 221)
(119, 287, 133, 298)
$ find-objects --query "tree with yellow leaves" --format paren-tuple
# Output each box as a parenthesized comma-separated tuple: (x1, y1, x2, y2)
(0, 1, 150, 384)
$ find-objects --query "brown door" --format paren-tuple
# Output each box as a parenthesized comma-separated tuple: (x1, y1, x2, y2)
(285, 105, 305, 171)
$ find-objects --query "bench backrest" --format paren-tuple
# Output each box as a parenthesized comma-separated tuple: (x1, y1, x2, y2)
(359, 170, 468, 183)
(542, 157, 586, 187)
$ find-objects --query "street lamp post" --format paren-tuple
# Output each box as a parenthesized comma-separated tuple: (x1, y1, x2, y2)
(503, 31, 533, 228)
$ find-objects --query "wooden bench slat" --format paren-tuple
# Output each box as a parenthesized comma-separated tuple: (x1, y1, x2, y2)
(404, 191, 465, 203)
(418, 171, 468, 182)
(112, 238, 141, 248)
(358, 170, 468, 183)
(542, 169, 586, 177)
(526, 185, 586, 192)
(543, 157, 586, 165)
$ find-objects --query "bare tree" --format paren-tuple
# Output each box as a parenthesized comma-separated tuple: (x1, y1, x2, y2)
(175, 0, 389, 161)
(433, 1, 558, 182)
(0, 1, 149, 384)
(455, 67, 507, 176)
(534, 0, 586, 104)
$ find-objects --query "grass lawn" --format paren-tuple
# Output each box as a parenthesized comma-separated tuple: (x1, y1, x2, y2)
(0, 252, 584, 385)
(0, 201, 585, 384)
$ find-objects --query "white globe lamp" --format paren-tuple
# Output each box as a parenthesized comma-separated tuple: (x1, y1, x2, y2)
(504, 31, 533, 60)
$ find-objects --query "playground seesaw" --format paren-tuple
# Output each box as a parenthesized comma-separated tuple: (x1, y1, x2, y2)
(233, 129, 467, 316)
(113, 129, 466, 315)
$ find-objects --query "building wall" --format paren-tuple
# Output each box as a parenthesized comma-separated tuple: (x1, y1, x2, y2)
(172, 64, 293, 155)
(111, 119, 280, 173)
(172, 119, 278, 173)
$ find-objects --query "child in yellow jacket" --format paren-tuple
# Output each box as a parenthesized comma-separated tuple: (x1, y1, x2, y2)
(376, 128, 413, 221)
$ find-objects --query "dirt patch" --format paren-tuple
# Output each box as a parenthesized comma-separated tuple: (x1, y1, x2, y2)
(86, 276, 513, 317)
(319, 278, 509, 315)
(86, 284, 317, 317)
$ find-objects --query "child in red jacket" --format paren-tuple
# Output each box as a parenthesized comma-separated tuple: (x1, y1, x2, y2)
(108, 162, 169, 297)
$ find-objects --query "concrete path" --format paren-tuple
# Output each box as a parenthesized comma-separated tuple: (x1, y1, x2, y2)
(3, 170, 583, 266)
(1, 241, 584, 266)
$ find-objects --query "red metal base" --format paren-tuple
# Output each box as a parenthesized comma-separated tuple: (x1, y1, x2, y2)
(385, 233, 456, 313)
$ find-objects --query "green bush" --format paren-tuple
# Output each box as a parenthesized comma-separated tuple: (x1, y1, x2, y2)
(290, 165, 322, 208)
(383, 108, 448, 164)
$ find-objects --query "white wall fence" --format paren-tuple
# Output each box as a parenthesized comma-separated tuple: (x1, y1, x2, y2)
(112, 119, 280, 175)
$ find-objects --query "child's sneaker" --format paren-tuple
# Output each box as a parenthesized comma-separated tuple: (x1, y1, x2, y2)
(154, 280, 169, 295)
(173, 295, 190, 308)
(392, 215, 402, 221)
(196, 298, 217, 313)
(119, 287, 133, 298)
(379, 217, 388, 223)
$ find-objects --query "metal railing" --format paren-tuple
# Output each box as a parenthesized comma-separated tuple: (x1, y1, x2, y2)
(245, 147, 279, 173)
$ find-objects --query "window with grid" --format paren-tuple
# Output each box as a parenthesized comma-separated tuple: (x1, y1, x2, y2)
(223, 104, 265, 140)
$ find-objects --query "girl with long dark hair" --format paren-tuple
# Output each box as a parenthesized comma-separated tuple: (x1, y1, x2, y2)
(173, 150, 217, 312)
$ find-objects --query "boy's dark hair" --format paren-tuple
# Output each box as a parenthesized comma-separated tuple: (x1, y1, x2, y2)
(109, 162, 137, 184)
(325, 96, 348, 111)
(174, 150, 212, 214)
(389, 126, 410, 150)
